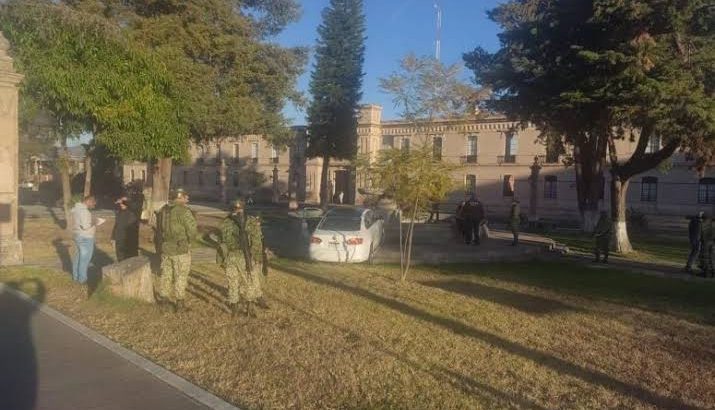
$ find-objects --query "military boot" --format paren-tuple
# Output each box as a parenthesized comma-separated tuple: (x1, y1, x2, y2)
(256, 297, 270, 310)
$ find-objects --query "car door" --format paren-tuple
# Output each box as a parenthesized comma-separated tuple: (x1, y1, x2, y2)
(363, 210, 380, 246)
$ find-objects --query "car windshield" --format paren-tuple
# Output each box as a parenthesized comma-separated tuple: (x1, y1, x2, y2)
(319, 216, 362, 231)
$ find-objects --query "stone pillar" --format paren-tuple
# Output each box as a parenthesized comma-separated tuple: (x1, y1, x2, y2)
(0, 32, 23, 266)
(528, 156, 542, 226)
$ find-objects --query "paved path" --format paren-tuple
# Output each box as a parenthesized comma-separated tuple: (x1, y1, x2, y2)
(0, 286, 217, 410)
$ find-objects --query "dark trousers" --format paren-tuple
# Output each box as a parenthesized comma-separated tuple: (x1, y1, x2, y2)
(510, 223, 519, 245)
(686, 240, 701, 270)
(115, 243, 139, 262)
(427, 209, 440, 223)
(594, 237, 610, 261)
(464, 218, 481, 245)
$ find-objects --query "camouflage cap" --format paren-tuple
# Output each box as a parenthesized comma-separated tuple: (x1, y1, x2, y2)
(170, 188, 189, 200)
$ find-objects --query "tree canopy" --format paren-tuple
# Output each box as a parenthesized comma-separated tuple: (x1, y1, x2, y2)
(465, 0, 715, 244)
(0, 0, 187, 161)
(68, 0, 308, 147)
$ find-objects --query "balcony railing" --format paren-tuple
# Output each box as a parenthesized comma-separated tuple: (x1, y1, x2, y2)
(497, 155, 516, 164)
(461, 155, 478, 164)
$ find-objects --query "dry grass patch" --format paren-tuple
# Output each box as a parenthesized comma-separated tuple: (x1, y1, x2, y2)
(1, 259, 714, 409)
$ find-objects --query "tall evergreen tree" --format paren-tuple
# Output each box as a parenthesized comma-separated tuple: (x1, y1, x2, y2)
(307, 0, 366, 207)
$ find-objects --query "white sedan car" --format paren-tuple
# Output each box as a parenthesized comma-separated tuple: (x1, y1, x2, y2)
(309, 207, 384, 263)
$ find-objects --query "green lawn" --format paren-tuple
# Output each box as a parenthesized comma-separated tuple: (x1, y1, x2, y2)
(547, 231, 690, 265)
(2, 258, 714, 409)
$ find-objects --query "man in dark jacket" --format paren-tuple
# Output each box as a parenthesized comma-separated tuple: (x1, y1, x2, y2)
(460, 195, 485, 245)
(684, 211, 704, 273)
(111, 197, 139, 262)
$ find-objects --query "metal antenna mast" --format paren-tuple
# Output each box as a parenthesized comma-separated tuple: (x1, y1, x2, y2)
(434, 2, 442, 61)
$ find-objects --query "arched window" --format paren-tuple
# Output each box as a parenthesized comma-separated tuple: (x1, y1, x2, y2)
(433, 136, 443, 161)
(698, 178, 715, 204)
(640, 176, 658, 202)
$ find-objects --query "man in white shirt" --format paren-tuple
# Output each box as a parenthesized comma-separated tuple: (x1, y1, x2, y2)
(71, 195, 102, 284)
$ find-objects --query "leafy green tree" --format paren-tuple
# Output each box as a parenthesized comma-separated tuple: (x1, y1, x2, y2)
(363, 54, 475, 281)
(465, 0, 715, 252)
(358, 144, 458, 281)
(1, 0, 186, 228)
(307, 0, 366, 208)
(69, 0, 307, 207)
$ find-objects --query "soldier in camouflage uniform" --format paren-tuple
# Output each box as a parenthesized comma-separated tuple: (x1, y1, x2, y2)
(156, 189, 197, 312)
(698, 214, 714, 277)
(509, 199, 521, 246)
(593, 211, 612, 263)
(218, 199, 269, 317)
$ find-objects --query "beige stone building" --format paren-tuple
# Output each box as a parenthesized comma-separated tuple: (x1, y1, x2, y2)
(124, 104, 715, 221)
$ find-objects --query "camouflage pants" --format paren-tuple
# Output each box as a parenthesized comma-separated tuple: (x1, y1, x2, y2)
(159, 253, 192, 301)
(224, 253, 263, 304)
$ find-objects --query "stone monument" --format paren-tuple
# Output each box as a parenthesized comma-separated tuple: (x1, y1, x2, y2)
(102, 256, 156, 303)
(0, 32, 23, 266)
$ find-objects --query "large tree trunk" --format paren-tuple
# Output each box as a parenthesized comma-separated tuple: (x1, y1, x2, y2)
(59, 145, 72, 232)
(148, 158, 172, 225)
(319, 154, 330, 209)
(610, 176, 633, 254)
(83, 151, 92, 198)
(574, 139, 605, 233)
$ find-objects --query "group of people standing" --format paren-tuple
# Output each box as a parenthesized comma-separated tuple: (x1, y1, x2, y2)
(454, 195, 521, 246)
(70, 188, 269, 317)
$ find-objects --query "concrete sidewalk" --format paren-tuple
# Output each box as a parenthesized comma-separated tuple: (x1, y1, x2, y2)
(0, 285, 235, 410)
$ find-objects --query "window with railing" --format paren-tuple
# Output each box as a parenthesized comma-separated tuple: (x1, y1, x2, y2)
(382, 135, 395, 150)
(698, 178, 715, 204)
(271, 145, 279, 164)
(433, 137, 442, 161)
(544, 175, 557, 199)
(215, 171, 221, 186)
(505, 132, 518, 161)
(401, 138, 410, 153)
(251, 143, 259, 164)
(640, 176, 657, 202)
(464, 135, 477, 163)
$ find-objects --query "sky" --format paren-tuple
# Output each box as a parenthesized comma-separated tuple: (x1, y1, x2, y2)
(273, 0, 505, 124)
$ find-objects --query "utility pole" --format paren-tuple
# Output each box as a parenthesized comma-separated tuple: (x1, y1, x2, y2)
(434, 2, 442, 61)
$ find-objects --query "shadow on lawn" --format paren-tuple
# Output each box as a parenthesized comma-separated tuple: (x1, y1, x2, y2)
(274, 295, 549, 410)
(420, 279, 578, 315)
(436, 261, 715, 326)
(277, 264, 703, 410)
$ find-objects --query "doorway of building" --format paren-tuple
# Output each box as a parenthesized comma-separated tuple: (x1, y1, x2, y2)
(333, 170, 349, 204)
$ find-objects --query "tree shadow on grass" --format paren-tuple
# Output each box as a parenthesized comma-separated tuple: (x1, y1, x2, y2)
(46, 206, 66, 229)
(52, 239, 73, 274)
(87, 248, 114, 299)
(436, 261, 715, 326)
(420, 279, 579, 315)
(273, 295, 548, 410)
(277, 264, 703, 410)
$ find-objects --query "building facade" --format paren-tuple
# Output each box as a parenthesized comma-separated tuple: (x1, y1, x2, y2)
(123, 104, 715, 220)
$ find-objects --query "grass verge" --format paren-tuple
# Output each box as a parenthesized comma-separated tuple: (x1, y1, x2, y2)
(1, 259, 714, 409)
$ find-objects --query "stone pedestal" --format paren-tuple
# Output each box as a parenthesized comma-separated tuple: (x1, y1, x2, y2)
(102, 256, 155, 303)
(0, 32, 24, 266)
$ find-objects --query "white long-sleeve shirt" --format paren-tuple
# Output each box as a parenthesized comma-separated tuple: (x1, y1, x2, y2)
(71, 202, 96, 238)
